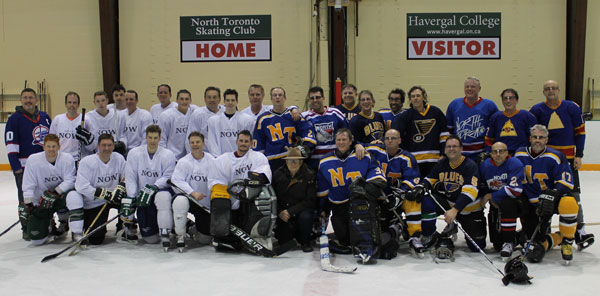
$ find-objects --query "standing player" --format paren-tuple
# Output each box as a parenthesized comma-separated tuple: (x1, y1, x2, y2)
(253, 86, 316, 171)
(66, 134, 126, 244)
(241, 84, 272, 121)
(5, 88, 51, 239)
(150, 84, 177, 124)
(208, 130, 273, 250)
(171, 132, 216, 251)
(158, 89, 196, 160)
(348, 90, 385, 145)
(123, 125, 177, 247)
(206, 89, 254, 155)
(301, 86, 349, 168)
(124, 90, 153, 152)
(529, 80, 593, 250)
(317, 129, 386, 254)
(335, 84, 361, 121)
(81, 91, 127, 157)
(391, 86, 448, 178)
(446, 76, 498, 160)
(379, 88, 406, 130)
(479, 141, 524, 260)
(107, 84, 127, 112)
(50, 91, 83, 161)
(515, 125, 578, 264)
(420, 135, 486, 261)
(485, 88, 537, 154)
(188, 86, 224, 144)
(19, 134, 75, 245)
(366, 129, 425, 257)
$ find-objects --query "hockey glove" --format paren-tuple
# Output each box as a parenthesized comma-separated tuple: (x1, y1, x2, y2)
(536, 189, 557, 219)
(406, 184, 425, 202)
(40, 190, 61, 209)
(477, 151, 491, 165)
(432, 181, 447, 199)
(348, 176, 367, 198)
(137, 184, 158, 207)
(120, 196, 135, 217)
(246, 171, 270, 187)
(18, 203, 33, 225)
(385, 193, 403, 212)
(75, 126, 94, 145)
(297, 145, 311, 159)
(114, 141, 127, 157)
(227, 179, 247, 199)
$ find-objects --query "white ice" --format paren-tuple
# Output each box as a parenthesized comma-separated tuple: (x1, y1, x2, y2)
(1, 171, 599, 296)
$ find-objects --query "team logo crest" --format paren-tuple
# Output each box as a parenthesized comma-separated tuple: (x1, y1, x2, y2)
(455, 115, 486, 140)
(548, 112, 564, 130)
(413, 119, 436, 143)
(314, 122, 334, 143)
(31, 125, 50, 146)
(500, 120, 517, 137)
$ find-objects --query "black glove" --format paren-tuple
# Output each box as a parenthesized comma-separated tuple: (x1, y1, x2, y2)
(406, 184, 425, 202)
(40, 190, 61, 209)
(349, 176, 367, 198)
(385, 193, 403, 211)
(18, 203, 33, 225)
(432, 181, 447, 198)
(537, 189, 557, 219)
(75, 126, 94, 145)
(297, 145, 311, 159)
(114, 141, 127, 156)
(246, 171, 269, 186)
(94, 183, 125, 205)
(477, 152, 491, 165)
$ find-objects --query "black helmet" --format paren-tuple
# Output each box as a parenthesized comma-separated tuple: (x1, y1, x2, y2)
(502, 256, 532, 285)
(524, 240, 546, 263)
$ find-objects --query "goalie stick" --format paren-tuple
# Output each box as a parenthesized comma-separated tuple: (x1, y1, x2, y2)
(41, 211, 123, 263)
(0, 220, 20, 238)
(428, 188, 508, 284)
(319, 217, 357, 273)
(167, 180, 295, 257)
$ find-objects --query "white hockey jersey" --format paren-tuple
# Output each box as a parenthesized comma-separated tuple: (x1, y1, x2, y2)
(170, 152, 215, 209)
(124, 107, 153, 151)
(206, 112, 255, 155)
(241, 104, 273, 120)
(22, 151, 76, 205)
(75, 152, 126, 209)
(150, 102, 178, 124)
(125, 145, 176, 197)
(208, 150, 271, 210)
(157, 106, 197, 159)
(49, 113, 82, 161)
(83, 108, 128, 155)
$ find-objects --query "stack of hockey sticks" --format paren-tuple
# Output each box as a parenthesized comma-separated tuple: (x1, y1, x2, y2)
(319, 217, 357, 273)
(167, 180, 296, 257)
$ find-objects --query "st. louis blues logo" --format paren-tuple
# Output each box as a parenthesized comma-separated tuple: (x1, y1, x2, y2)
(31, 124, 50, 146)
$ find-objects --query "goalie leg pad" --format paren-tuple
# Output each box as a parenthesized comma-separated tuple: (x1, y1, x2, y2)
(172, 194, 190, 236)
(557, 195, 578, 239)
(348, 192, 382, 261)
(243, 185, 276, 238)
(154, 191, 174, 230)
(27, 208, 53, 241)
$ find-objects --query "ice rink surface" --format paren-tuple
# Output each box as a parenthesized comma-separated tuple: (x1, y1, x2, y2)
(1, 171, 599, 296)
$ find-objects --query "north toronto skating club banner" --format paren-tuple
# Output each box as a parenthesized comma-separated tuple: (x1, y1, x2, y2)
(180, 15, 272, 62)
(407, 12, 501, 60)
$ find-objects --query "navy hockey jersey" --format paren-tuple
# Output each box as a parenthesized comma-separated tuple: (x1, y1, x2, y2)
(302, 106, 348, 161)
(479, 156, 524, 204)
(5, 107, 51, 171)
(425, 156, 480, 213)
(348, 111, 385, 145)
(379, 108, 404, 131)
(366, 145, 420, 192)
(485, 109, 537, 154)
(335, 103, 361, 121)
(514, 146, 574, 203)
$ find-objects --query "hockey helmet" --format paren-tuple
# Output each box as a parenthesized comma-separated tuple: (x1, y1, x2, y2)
(524, 240, 546, 263)
(502, 256, 532, 285)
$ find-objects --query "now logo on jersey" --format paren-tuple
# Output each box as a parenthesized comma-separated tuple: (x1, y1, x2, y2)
(234, 164, 252, 176)
(175, 127, 188, 134)
(189, 175, 208, 182)
(97, 175, 118, 183)
(58, 132, 76, 139)
(141, 170, 159, 177)
(220, 131, 239, 138)
(44, 176, 63, 183)
(98, 129, 116, 135)
(124, 126, 138, 133)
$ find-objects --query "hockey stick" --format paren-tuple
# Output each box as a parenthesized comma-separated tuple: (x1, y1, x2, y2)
(0, 220, 20, 238)
(77, 108, 86, 165)
(41, 211, 123, 263)
(428, 190, 507, 282)
(319, 217, 357, 273)
(167, 180, 295, 257)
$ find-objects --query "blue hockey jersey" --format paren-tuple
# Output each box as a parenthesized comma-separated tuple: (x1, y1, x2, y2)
(479, 156, 524, 205)
(485, 109, 537, 154)
(446, 97, 498, 158)
(378, 108, 404, 131)
(301, 106, 348, 161)
(317, 152, 386, 205)
(425, 156, 480, 213)
(5, 107, 51, 172)
(514, 146, 574, 203)
(366, 145, 420, 192)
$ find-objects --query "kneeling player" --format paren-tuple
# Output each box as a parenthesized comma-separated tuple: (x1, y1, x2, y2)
(19, 134, 76, 245)
(170, 131, 216, 252)
(479, 142, 524, 261)
(317, 129, 387, 262)
(207, 130, 274, 252)
(123, 125, 177, 247)
(66, 134, 126, 245)
(515, 125, 578, 264)
(420, 135, 487, 262)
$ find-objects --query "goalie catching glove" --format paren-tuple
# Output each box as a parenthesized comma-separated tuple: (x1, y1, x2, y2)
(137, 184, 158, 207)
(75, 126, 94, 145)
